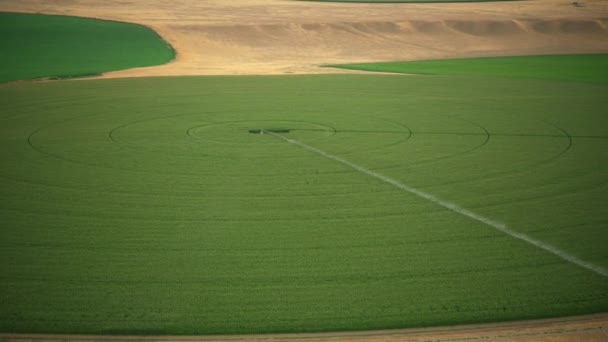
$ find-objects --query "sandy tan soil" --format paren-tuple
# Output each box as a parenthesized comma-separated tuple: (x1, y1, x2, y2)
(0, 0, 607, 340)
(1, 313, 607, 342)
(1, 0, 607, 76)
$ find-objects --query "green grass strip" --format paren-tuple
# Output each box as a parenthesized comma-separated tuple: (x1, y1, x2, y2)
(0, 12, 175, 83)
(329, 54, 608, 84)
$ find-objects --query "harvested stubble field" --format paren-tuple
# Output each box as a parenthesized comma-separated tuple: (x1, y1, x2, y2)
(0, 0, 607, 341)
(1, 0, 608, 76)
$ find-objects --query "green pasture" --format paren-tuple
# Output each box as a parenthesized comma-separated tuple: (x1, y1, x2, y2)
(1, 56, 608, 334)
(330, 54, 608, 84)
(0, 12, 174, 83)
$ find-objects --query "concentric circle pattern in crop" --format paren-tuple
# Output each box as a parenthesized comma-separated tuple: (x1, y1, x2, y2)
(1, 70, 607, 334)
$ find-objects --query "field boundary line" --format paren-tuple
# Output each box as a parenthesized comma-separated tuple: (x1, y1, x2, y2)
(263, 130, 608, 279)
(1, 313, 606, 341)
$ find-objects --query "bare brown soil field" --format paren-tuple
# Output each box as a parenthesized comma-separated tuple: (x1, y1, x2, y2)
(1, 0, 607, 340)
(1, 0, 607, 76)
(1, 313, 607, 342)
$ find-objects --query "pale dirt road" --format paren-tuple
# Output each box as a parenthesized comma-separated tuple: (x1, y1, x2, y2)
(1, 0, 607, 76)
(0, 0, 607, 340)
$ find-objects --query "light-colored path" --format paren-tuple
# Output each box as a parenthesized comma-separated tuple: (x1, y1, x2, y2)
(264, 131, 608, 278)
(1, 0, 607, 76)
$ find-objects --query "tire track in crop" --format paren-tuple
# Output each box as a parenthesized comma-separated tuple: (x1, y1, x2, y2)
(28, 111, 339, 176)
(330, 118, 413, 156)
(369, 118, 580, 190)
(353, 113, 492, 179)
(3, 201, 456, 223)
(0, 229, 504, 252)
(19, 94, 604, 223)
(0, 170, 405, 199)
(18, 87, 493, 185)
(8, 260, 571, 285)
(429, 120, 575, 188)
(401, 114, 492, 170)
(528, 220, 608, 234)
(21, 105, 601, 225)
(108, 108, 412, 175)
(469, 178, 608, 213)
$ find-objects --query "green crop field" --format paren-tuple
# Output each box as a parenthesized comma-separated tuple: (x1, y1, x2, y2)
(330, 54, 608, 84)
(0, 12, 174, 83)
(1, 55, 607, 335)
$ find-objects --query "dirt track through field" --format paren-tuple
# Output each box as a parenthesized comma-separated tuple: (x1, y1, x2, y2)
(0, 0, 607, 340)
